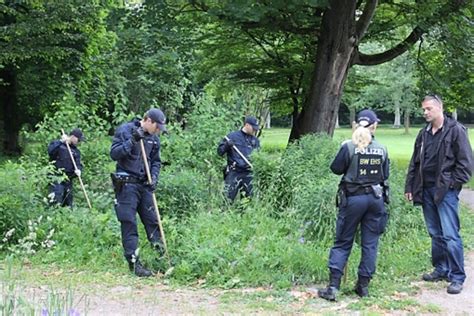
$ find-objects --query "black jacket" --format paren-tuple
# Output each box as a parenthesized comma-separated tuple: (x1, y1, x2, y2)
(110, 119, 161, 180)
(217, 129, 260, 170)
(47, 140, 82, 177)
(405, 116, 473, 205)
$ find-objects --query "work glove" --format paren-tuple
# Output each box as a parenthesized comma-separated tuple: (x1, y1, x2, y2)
(132, 127, 145, 143)
(147, 175, 158, 191)
(225, 138, 234, 149)
(74, 169, 81, 177)
(60, 134, 70, 144)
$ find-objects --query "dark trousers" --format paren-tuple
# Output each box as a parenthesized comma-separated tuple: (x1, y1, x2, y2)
(49, 181, 73, 207)
(225, 169, 253, 201)
(328, 193, 388, 278)
(114, 182, 162, 261)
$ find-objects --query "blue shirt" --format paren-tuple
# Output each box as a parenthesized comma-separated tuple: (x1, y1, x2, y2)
(110, 119, 161, 180)
(217, 129, 260, 170)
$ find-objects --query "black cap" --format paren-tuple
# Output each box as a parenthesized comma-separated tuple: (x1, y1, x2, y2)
(357, 109, 380, 127)
(146, 108, 167, 132)
(244, 116, 259, 131)
(70, 128, 84, 141)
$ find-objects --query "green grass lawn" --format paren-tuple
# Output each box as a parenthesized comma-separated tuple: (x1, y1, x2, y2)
(260, 125, 474, 188)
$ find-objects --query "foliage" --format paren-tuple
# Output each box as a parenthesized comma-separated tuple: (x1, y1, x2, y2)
(0, 1, 119, 152)
(415, 6, 474, 111)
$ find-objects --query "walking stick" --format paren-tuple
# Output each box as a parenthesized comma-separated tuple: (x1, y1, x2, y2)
(61, 129, 92, 210)
(224, 136, 253, 169)
(139, 139, 170, 264)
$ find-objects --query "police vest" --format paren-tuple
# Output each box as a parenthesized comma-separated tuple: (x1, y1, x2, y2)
(342, 140, 386, 185)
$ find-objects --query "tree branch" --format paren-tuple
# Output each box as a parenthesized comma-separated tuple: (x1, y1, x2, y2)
(353, 26, 423, 65)
(355, 0, 378, 42)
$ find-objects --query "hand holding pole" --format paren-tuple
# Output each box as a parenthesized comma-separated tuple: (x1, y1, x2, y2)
(224, 136, 253, 169)
(61, 129, 92, 210)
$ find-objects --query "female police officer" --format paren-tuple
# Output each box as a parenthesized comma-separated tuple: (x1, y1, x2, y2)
(318, 109, 390, 301)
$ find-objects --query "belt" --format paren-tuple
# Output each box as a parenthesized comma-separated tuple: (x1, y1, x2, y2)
(346, 186, 373, 197)
(114, 174, 145, 183)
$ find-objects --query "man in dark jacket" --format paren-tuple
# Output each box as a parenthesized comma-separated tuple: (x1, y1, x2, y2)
(405, 94, 473, 295)
(47, 128, 84, 207)
(217, 116, 260, 202)
(110, 108, 166, 277)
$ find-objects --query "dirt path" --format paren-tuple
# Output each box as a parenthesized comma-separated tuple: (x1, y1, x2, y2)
(416, 188, 474, 315)
(9, 189, 474, 315)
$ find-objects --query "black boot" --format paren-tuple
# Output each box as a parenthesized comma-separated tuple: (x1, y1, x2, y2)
(354, 275, 370, 297)
(318, 270, 342, 301)
(128, 258, 153, 277)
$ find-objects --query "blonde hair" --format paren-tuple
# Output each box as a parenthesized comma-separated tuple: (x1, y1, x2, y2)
(352, 125, 373, 150)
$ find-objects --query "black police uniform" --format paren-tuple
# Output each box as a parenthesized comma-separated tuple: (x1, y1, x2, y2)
(110, 119, 163, 264)
(217, 129, 260, 201)
(327, 138, 389, 293)
(47, 140, 82, 207)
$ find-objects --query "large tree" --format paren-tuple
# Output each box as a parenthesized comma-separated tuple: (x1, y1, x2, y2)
(187, 0, 470, 141)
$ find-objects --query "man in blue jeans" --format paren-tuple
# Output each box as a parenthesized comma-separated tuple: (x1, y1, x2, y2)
(405, 94, 473, 294)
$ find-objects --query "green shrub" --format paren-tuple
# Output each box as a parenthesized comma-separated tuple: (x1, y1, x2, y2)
(165, 206, 327, 287)
(157, 166, 220, 218)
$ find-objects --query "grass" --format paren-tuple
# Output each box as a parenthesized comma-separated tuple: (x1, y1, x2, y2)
(260, 125, 474, 187)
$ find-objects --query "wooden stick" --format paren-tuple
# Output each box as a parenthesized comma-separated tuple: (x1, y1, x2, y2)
(224, 136, 253, 168)
(61, 129, 92, 209)
(139, 139, 170, 264)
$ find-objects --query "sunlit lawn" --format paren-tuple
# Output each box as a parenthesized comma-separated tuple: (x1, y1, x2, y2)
(260, 125, 474, 188)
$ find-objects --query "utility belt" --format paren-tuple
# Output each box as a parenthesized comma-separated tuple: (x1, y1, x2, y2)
(110, 172, 145, 193)
(336, 183, 385, 207)
(346, 185, 377, 197)
(223, 162, 251, 179)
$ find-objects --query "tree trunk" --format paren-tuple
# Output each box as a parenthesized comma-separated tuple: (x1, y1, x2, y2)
(335, 113, 340, 129)
(289, 0, 357, 141)
(0, 66, 22, 154)
(404, 108, 410, 134)
(452, 108, 457, 121)
(349, 107, 356, 126)
(393, 100, 401, 128)
(288, 93, 299, 133)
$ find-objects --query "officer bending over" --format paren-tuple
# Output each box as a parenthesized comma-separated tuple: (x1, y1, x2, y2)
(319, 109, 390, 301)
(217, 116, 260, 202)
(47, 128, 84, 208)
(110, 108, 166, 277)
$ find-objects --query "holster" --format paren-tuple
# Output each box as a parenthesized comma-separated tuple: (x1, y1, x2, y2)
(336, 187, 347, 208)
(111, 173, 125, 194)
(371, 184, 383, 199)
(383, 181, 390, 204)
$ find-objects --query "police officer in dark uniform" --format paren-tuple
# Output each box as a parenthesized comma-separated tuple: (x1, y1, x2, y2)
(318, 109, 390, 301)
(47, 128, 84, 207)
(110, 108, 166, 277)
(217, 116, 260, 202)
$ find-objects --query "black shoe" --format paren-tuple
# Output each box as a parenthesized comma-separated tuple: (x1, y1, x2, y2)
(355, 284, 369, 297)
(422, 270, 448, 282)
(447, 282, 463, 294)
(318, 286, 338, 301)
(354, 275, 370, 298)
(129, 260, 153, 277)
